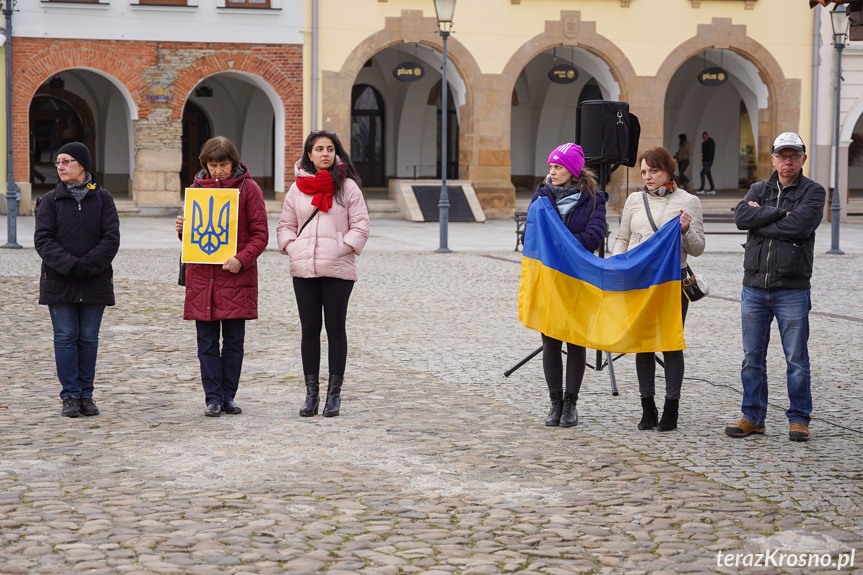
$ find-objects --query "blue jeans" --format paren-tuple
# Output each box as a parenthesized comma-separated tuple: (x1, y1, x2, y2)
(740, 286, 812, 426)
(48, 304, 106, 399)
(196, 319, 245, 406)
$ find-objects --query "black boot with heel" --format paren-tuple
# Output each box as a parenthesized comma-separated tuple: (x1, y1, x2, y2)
(657, 398, 679, 432)
(545, 391, 563, 426)
(323, 375, 343, 417)
(299, 374, 320, 417)
(559, 393, 578, 428)
(638, 396, 658, 430)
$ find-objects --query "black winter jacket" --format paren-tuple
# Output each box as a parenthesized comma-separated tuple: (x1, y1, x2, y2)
(734, 171, 825, 290)
(34, 176, 121, 305)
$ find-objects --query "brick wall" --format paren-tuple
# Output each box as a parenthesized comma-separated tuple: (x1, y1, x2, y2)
(13, 39, 303, 191)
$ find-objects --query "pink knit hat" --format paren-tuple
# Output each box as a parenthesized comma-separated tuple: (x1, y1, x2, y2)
(547, 143, 585, 179)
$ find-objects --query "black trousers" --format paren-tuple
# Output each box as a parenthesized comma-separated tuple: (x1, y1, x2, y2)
(541, 333, 586, 397)
(635, 294, 689, 400)
(196, 319, 245, 406)
(293, 276, 355, 376)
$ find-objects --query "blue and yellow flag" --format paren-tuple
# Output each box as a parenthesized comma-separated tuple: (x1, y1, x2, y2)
(181, 188, 240, 264)
(518, 197, 684, 353)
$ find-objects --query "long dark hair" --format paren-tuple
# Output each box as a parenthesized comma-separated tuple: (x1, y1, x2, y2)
(300, 130, 362, 205)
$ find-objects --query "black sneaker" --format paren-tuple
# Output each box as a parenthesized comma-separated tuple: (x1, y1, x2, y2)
(62, 397, 81, 418)
(79, 398, 99, 416)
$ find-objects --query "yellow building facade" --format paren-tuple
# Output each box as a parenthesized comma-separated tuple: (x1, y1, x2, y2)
(306, 0, 815, 216)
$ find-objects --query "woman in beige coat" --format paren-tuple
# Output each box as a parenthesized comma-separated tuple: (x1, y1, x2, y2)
(612, 146, 705, 432)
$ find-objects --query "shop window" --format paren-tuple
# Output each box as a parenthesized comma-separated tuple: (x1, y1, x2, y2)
(138, 0, 188, 4)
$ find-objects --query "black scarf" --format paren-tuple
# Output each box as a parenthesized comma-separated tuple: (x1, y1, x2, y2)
(545, 176, 580, 201)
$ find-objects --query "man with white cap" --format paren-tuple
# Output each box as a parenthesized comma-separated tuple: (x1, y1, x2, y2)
(725, 132, 826, 442)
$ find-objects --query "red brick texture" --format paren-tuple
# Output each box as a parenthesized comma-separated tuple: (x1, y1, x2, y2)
(12, 38, 303, 188)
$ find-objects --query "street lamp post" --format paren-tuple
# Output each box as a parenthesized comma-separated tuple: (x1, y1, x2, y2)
(828, 4, 848, 255)
(1, 0, 21, 249)
(434, 0, 455, 253)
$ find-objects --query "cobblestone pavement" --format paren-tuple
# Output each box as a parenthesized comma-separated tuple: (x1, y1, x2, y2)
(1, 219, 862, 574)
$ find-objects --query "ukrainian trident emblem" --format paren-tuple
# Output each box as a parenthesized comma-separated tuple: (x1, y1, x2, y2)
(181, 188, 240, 264)
(191, 195, 231, 255)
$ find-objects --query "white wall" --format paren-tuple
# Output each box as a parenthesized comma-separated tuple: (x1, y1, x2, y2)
(17, 0, 303, 44)
(188, 74, 275, 181)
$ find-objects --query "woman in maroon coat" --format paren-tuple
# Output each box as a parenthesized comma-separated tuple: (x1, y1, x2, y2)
(174, 137, 269, 417)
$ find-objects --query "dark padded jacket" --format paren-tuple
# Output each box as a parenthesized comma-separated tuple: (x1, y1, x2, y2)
(529, 184, 608, 253)
(734, 171, 825, 290)
(34, 176, 121, 305)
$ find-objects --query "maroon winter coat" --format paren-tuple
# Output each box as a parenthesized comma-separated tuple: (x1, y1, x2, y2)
(182, 164, 269, 321)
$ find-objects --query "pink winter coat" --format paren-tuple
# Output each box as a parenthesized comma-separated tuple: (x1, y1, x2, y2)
(182, 165, 269, 321)
(277, 166, 369, 281)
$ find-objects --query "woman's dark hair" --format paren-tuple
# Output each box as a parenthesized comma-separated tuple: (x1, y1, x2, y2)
(574, 168, 598, 200)
(639, 147, 677, 180)
(300, 130, 362, 205)
(199, 136, 241, 173)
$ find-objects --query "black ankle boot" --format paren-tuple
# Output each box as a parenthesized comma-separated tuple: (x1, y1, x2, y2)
(638, 396, 658, 430)
(545, 390, 563, 426)
(657, 398, 679, 432)
(300, 374, 320, 417)
(559, 393, 578, 428)
(323, 375, 343, 417)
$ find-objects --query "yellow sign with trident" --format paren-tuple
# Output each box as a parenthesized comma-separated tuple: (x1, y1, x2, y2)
(181, 188, 240, 264)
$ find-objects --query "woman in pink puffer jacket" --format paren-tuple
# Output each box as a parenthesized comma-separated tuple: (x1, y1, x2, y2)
(277, 130, 369, 419)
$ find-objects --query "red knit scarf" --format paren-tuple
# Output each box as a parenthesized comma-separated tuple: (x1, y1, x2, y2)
(297, 170, 335, 212)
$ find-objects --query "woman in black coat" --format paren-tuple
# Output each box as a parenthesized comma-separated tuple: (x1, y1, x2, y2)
(34, 142, 120, 418)
(529, 143, 607, 428)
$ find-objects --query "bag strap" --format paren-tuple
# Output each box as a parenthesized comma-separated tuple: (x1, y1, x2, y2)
(641, 192, 658, 232)
(297, 207, 320, 237)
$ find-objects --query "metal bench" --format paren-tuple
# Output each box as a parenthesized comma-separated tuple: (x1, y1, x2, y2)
(514, 210, 528, 251)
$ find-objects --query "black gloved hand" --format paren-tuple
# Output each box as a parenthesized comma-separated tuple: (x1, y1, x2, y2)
(71, 261, 90, 282)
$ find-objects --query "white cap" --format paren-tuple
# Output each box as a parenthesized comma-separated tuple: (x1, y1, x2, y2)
(772, 132, 805, 153)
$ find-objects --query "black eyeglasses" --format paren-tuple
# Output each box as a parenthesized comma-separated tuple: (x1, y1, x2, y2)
(773, 153, 803, 162)
(54, 159, 78, 167)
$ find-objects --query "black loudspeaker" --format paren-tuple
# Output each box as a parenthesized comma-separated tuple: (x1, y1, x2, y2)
(575, 100, 641, 167)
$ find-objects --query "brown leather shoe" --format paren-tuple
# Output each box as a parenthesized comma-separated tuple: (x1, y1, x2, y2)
(725, 418, 765, 437)
(789, 423, 810, 442)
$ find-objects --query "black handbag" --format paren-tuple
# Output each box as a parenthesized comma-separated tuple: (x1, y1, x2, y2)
(681, 264, 709, 302)
(641, 192, 708, 301)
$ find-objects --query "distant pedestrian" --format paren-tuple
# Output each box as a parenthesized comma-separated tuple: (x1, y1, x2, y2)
(675, 133, 691, 188)
(526, 143, 607, 428)
(697, 132, 716, 195)
(725, 132, 826, 442)
(613, 147, 705, 432)
(174, 136, 269, 418)
(277, 130, 369, 418)
(34, 141, 120, 418)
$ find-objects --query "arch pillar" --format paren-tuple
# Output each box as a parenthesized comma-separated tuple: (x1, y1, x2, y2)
(503, 11, 639, 213)
(322, 10, 519, 216)
(654, 18, 799, 185)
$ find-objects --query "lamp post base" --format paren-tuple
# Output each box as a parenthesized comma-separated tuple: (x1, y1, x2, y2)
(826, 248, 845, 255)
